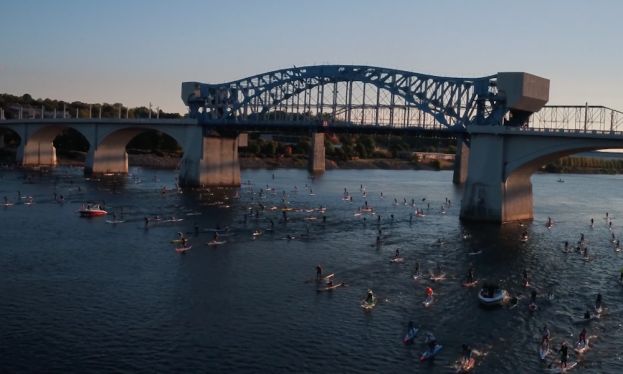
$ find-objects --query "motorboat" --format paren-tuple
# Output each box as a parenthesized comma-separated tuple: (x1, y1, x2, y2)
(79, 204, 107, 217)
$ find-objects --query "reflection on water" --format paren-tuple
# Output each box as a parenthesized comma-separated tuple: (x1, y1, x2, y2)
(1, 166, 623, 373)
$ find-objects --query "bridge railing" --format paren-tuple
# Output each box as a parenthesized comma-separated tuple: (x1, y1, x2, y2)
(527, 105, 623, 133)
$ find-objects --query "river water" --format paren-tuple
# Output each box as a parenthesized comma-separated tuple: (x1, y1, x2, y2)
(1, 166, 623, 373)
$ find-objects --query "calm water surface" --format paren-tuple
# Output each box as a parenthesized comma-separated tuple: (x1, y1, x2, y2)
(2, 167, 623, 373)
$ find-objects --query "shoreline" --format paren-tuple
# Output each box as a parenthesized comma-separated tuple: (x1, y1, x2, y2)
(2, 149, 623, 174)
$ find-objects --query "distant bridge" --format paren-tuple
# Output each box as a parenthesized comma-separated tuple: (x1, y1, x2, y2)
(2, 64, 623, 223)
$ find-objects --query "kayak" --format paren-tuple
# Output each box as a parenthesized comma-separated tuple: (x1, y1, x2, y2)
(420, 344, 443, 362)
(106, 220, 126, 224)
(175, 245, 192, 254)
(317, 283, 344, 292)
(361, 296, 377, 311)
(402, 327, 419, 345)
(456, 357, 475, 373)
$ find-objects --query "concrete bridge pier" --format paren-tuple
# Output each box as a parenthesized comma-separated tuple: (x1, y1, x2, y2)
(18, 140, 57, 167)
(459, 133, 532, 223)
(179, 129, 241, 187)
(452, 135, 470, 184)
(308, 132, 325, 174)
(84, 146, 128, 175)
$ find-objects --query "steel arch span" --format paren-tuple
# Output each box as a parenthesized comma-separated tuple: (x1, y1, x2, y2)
(182, 65, 548, 132)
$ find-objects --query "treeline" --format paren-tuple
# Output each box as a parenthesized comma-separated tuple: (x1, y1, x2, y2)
(543, 156, 623, 174)
(241, 133, 456, 161)
(0, 93, 182, 120)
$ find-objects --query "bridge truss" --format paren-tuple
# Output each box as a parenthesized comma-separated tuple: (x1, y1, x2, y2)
(183, 65, 504, 132)
(528, 105, 623, 134)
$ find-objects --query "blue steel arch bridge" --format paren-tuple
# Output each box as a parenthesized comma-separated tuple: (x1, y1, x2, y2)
(182, 65, 545, 134)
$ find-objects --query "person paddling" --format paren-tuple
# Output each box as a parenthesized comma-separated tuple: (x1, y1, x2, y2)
(315, 265, 322, 280)
(558, 341, 568, 370)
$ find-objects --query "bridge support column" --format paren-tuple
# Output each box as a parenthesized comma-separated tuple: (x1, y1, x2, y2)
(459, 133, 533, 223)
(20, 140, 57, 167)
(452, 136, 469, 184)
(179, 131, 240, 187)
(308, 132, 325, 174)
(86, 146, 128, 174)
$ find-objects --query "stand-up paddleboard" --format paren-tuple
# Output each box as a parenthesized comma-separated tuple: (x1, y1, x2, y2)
(207, 240, 227, 246)
(422, 295, 434, 307)
(539, 344, 550, 360)
(106, 220, 126, 224)
(456, 357, 475, 373)
(361, 296, 377, 311)
(402, 327, 419, 345)
(390, 257, 405, 263)
(420, 344, 442, 361)
(467, 250, 482, 256)
(413, 273, 422, 281)
(546, 361, 577, 373)
(175, 245, 192, 254)
(317, 283, 344, 292)
(574, 336, 595, 354)
(462, 279, 478, 288)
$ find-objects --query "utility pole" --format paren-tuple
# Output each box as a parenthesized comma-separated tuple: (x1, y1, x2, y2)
(89, 104, 92, 119)
(99, 105, 102, 119)
(149, 102, 152, 119)
(156, 106, 160, 119)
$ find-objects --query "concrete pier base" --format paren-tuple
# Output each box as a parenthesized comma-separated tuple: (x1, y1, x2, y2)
(179, 134, 240, 187)
(308, 132, 325, 174)
(85, 146, 129, 174)
(459, 133, 532, 223)
(19, 141, 57, 166)
(452, 136, 469, 184)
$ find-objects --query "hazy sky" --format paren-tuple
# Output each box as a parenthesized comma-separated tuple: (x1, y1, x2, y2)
(1, 0, 622, 114)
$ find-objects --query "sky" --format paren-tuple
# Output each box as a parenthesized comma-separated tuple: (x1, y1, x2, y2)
(1, 0, 622, 114)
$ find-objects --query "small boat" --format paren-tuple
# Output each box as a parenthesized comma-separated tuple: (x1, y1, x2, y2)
(420, 344, 443, 362)
(478, 285, 507, 307)
(403, 326, 419, 345)
(79, 204, 107, 217)
(175, 245, 192, 254)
